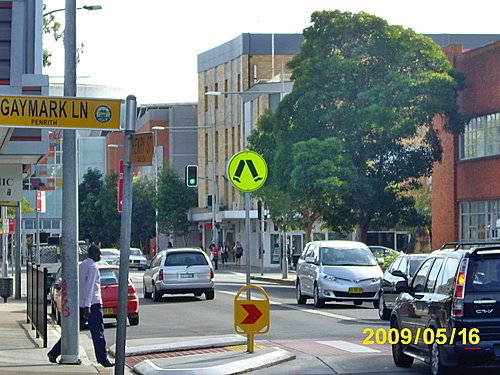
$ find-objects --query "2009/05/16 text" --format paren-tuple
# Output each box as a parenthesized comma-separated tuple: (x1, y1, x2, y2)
(362, 327, 480, 345)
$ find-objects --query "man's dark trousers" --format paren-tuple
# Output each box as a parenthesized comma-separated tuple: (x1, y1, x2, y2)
(48, 304, 107, 364)
(88, 303, 108, 364)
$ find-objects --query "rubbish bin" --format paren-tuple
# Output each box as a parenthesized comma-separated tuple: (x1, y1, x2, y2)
(0, 277, 13, 303)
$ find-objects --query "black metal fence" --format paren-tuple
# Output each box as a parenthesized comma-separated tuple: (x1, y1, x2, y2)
(26, 262, 48, 348)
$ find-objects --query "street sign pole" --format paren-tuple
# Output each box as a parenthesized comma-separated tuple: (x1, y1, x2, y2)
(115, 95, 137, 375)
(60, 0, 80, 364)
(244, 192, 251, 346)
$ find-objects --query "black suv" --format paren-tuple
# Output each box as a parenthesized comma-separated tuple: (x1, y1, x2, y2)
(390, 242, 500, 375)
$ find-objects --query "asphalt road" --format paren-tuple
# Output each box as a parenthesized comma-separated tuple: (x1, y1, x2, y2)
(88, 269, 496, 375)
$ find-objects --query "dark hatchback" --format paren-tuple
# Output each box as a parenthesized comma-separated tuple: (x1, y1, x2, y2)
(378, 253, 427, 320)
(390, 242, 500, 375)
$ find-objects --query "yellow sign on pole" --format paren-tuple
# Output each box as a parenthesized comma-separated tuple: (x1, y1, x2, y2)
(234, 284, 270, 333)
(130, 132, 154, 166)
(227, 151, 268, 192)
(0, 95, 123, 130)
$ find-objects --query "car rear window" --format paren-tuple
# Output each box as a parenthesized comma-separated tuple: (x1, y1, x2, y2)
(467, 254, 500, 292)
(409, 258, 425, 277)
(99, 269, 119, 285)
(165, 252, 208, 267)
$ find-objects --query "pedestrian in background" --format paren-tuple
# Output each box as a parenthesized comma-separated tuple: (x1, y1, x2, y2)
(209, 241, 219, 270)
(234, 241, 243, 267)
(47, 244, 114, 367)
(220, 242, 229, 267)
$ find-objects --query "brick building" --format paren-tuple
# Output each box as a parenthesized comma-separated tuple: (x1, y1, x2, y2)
(432, 40, 500, 249)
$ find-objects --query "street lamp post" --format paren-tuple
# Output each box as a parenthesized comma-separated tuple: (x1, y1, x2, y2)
(43, 5, 102, 17)
(152, 126, 166, 253)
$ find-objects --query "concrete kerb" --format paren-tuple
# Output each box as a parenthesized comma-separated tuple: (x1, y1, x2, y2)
(250, 275, 295, 286)
(133, 347, 296, 375)
(108, 334, 247, 357)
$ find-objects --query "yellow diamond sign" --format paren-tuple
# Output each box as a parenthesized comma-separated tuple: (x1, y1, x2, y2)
(227, 151, 268, 192)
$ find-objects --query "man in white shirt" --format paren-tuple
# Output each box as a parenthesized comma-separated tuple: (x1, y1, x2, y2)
(48, 244, 114, 367)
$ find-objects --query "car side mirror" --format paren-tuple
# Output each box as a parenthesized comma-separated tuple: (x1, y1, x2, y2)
(395, 280, 409, 293)
(305, 256, 316, 264)
(391, 270, 407, 279)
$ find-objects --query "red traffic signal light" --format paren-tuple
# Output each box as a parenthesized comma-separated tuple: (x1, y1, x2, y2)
(185, 165, 198, 187)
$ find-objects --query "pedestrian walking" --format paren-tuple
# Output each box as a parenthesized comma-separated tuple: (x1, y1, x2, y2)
(234, 241, 243, 267)
(220, 242, 229, 267)
(47, 244, 114, 367)
(209, 241, 219, 270)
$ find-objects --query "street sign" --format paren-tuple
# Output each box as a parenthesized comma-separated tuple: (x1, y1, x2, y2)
(227, 151, 268, 192)
(0, 164, 22, 204)
(234, 284, 270, 335)
(0, 95, 123, 130)
(130, 132, 154, 166)
(36, 191, 46, 213)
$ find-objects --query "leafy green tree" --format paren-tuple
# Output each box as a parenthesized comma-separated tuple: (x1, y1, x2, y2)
(131, 177, 156, 252)
(78, 168, 104, 243)
(251, 10, 467, 242)
(157, 166, 197, 245)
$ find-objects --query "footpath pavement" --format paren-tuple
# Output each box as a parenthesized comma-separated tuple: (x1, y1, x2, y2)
(0, 265, 296, 374)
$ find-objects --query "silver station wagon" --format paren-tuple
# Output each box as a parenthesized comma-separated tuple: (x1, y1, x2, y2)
(143, 248, 215, 301)
(296, 240, 383, 308)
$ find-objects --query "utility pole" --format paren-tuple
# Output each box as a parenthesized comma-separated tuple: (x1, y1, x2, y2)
(60, 0, 79, 364)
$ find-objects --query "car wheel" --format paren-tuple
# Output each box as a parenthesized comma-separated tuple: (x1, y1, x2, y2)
(391, 319, 414, 368)
(205, 290, 215, 300)
(143, 281, 152, 299)
(430, 341, 449, 375)
(152, 284, 162, 302)
(128, 314, 139, 326)
(378, 294, 391, 320)
(296, 281, 307, 305)
(313, 283, 325, 308)
(353, 300, 363, 306)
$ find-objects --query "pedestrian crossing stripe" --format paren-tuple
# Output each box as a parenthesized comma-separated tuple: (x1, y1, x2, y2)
(318, 340, 380, 353)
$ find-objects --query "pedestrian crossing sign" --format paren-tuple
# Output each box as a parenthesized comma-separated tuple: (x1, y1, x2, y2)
(227, 151, 268, 192)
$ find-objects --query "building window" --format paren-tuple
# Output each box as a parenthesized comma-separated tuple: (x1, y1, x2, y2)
(460, 200, 500, 241)
(204, 86, 208, 113)
(214, 83, 219, 110)
(460, 112, 500, 159)
(25, 220, 34, 230)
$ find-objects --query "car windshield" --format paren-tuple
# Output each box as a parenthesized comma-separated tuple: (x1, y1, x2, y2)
(409, 258, 425, 276)
(99, 269, 119, 285)
(165, 252, 208, 266)
(101, 249, 119, 256)
(130, 249, 142, 256)
(320, 247, 377, 266)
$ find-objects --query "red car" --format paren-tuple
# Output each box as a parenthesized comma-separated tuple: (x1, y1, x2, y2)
(50, 264, 140, 326)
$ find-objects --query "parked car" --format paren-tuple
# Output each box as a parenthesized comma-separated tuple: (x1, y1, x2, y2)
(50, 264, 140, 326)
(378, 253, 427, 320)
(390, 242, 500, 375)
(296, 240, 383, 308)
(369, 245, 401, 263)
(100, 248, 120, 265)
(143, 248, 215, 302)
(129, 248, 148, 271)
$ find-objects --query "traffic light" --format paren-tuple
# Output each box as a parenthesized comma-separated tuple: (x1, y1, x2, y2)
(185, 165, 198, 187)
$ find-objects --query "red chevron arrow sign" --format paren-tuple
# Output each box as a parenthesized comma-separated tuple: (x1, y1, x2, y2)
(241, 303, 263, 324)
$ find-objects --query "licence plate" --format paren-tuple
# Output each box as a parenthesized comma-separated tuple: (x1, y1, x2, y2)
(348, 287, 363, 294)
(103, 307, 114, 315)
(180, 273, 194, 278)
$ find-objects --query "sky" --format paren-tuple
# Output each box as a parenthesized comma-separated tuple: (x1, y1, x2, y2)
(42, 0, 500, 104)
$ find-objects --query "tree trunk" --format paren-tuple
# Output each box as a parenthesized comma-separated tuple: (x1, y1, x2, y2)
(354, 218, 370, 243)
(304, 221, 313, 243)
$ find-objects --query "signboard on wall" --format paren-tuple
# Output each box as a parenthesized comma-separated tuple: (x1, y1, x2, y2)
(0, 164, 22, 204)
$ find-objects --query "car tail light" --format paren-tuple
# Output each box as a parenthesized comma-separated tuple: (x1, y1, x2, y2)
(210, 269, 214, 279)
(128, 287, 136, 298)
(452, 258, 469, 317)
(159, 269, 164, 281)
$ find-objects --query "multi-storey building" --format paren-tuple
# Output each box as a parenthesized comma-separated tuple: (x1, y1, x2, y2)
(432, 40, 500, 249)
(196, 33, 500, 268)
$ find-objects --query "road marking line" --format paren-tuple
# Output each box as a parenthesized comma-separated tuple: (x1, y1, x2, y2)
(317, 340, 380, 353)
(218, 290, 386, 325)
